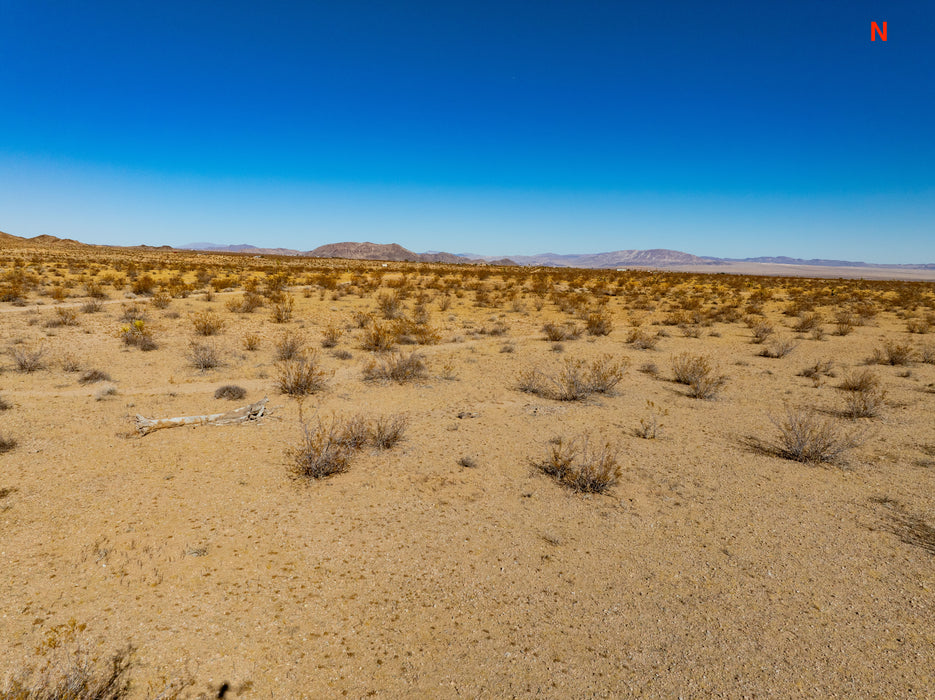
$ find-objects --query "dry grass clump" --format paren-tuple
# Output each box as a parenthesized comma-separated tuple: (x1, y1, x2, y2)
(150, 290, 172, 309)
(837, 369, 886, 418)
(78, 369, 111, 385)
(187, 340, 222, 371)
(518, 355, 627, 401)
(759, 337, 797, 358)
(670, 353, 727, 399)
(363, 351, 428, 383)
(920, 344, 935, 364)
(81, 299, 103, 314)
(636, 400, 667, 439)
(190, 310, 224, 336)
(871, 497, 935, 556)
(277, 352, 328, 395)
(833, 310, 856, 336)
(46, 307, 79, 327)
(768, 407, 862, 463)
(10, 344, 46, 372)
(626, 327, 658, 350)
(798, 359, 834, 380)
(0, 395, 11, 411)
(0, 644, 135, 700)
(226, 291, 264, 313)
(290, 413, 408, 479)
(214, 384, 247, 400)
(532, 435, 620, 493)
(838, 368, 880, 393)
(793, 312, 823, 333)
(242, 333, 261, 351)
(270, 295, 295, 323)
(870, 340, 914, 365)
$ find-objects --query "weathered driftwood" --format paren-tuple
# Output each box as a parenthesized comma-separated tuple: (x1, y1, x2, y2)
(134, 397, 269, 436)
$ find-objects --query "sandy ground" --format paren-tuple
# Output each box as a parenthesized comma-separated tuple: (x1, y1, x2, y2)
(1, 259, 934, 698)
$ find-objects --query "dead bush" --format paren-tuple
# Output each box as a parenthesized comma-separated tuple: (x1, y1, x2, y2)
(277, 352, 328, 395)
(10, 344, 45, 372)
(270, 295, 295, 323)
(369, 413, 408, 448)
(839, 368, 880, 393)
(242, 333, 261, 351)
(748, 318, 774, 344)
(187, 340, 222, 371)
(321, 323, 344, 348)
(361, 321, 398, 352)
(841, 385, 887, 419)
(532, 435, 620, 493)
(793, 312, 823, 333)
(363, 351, 427, 383)
(768, 407, 862, 463)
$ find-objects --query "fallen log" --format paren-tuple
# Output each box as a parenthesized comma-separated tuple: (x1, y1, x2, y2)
(134, 397, 269, 436)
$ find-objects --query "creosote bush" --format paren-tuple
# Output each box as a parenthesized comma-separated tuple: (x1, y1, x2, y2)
(187, 340, 222, 371)
(532, 434, 620, 493)
(190, 310, 224, 336)
(870, 340, 914, 366)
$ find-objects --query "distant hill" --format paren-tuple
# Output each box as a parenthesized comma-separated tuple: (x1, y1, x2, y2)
(490, 248, 721, 268)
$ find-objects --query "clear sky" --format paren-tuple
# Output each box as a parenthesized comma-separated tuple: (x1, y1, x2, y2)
(1, 1, 932, 262)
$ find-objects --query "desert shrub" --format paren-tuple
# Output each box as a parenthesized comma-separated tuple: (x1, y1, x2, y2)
(0, 433, 16, 454)
(870, 340, 914, 365)
(81, 299, 103, 313)
(10, 344, 45, 372)
(270, 295, 295, 323)
(670, 352, 726, 399)
(920, 344, 935, 364)
(839, 368, 880, 393)
(227, 291, 263, 313)
(799, 360, 834, 380)
(0, 395, 10, 411)
(768, 407, 862, 463)
(119, 320, 157, 351)
(361, 320, 398, 351)
(187, 340, 222, 371)
(638, 361, 659, 377)
(289, 419, 351, 479)
(79, 369, 111, 384)
(542, 322, 580, 342)
(277, 352, 328, 395)
(363, 351, 427, 383)
(275, 330, 306, 361)
(59, 352, 82, 373)
(95, 384, 118, 400)
(626, 327, 657, 350)
(518, 356, 626, 401)
(321, 323, 344, 348)
(585, 311, 613, 336)
(337, 414, 371, 450)
(47, 307, 79, 327)
(377, 291, 405, 319)
(214, 384, 247, 400)
(0, 644, 137, 699)
(532, 435, 620, 493)
(906, 317, 931, 334)
(242, 333, 261, 351)
(119, 304, 147, 323)
(131, 274, 157, 295)
(841, 385, 887, 419)
(748, 318, 774, 344)
(458, 455, 478, 468)
(332, 349, 353, 360)
(636, 400, 667, 439)
(369, 413, 408, 449)
(759, 337, 797, 358)
(191, 311, 224, 336)
(500, 341, 515, 353)
(833, 310, 856, 336)
(793, 312, 822, 333)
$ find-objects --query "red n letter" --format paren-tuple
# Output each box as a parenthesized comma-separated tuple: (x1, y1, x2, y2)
(871, 21, 887, 41)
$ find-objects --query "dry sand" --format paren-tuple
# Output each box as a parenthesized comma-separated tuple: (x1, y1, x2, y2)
(1, 252, 934, 698)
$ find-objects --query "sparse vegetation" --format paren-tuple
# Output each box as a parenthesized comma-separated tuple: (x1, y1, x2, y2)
(363, 351, 428, 383)
(532, 434, 620, 493)
(10, 344, 45, 372)
(187, 340, 222, 371)
(277, 352, 328, 395)
(670, 353, 726, 399)
(215, 384, 247, 400)
(768, 407, 862, 463)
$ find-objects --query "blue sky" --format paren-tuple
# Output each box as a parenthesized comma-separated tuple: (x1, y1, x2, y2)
(1, 1, 932, 262)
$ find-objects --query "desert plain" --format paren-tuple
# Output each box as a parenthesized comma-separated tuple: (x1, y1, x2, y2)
(1, 238, 934, 698)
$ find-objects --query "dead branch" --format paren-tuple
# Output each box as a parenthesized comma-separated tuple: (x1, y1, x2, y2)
(134, 397, 269, 436)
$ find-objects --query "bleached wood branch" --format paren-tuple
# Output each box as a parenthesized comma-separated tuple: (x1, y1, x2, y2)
(134, 397, 269, 435)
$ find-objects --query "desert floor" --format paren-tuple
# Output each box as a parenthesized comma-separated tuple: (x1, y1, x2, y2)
(1, 248, 934, 698)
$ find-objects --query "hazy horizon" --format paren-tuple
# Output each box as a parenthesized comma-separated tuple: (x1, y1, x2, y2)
(2, 2, 933, 264)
